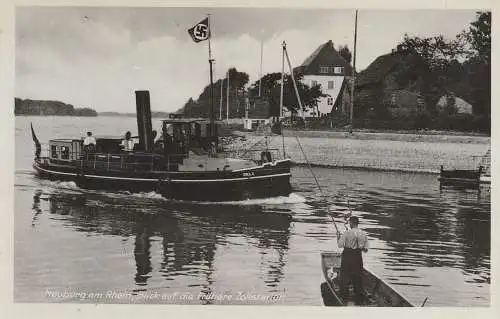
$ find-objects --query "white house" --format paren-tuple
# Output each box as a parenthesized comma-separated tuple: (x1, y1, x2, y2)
(436, 94, 473, 115)
(294, 40, 353, 118)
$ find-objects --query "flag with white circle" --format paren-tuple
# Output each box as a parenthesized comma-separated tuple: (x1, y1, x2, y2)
(188, 17, 210, 43)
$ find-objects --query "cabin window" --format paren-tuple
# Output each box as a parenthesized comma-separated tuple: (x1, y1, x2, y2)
(311, 80, 318, 87)
(328, 81, 334, 89)
(334, 67, 344, 74)
(327, 97, 334, 105)
(61, 146, 70, 160)
(51, 145, 57, 158)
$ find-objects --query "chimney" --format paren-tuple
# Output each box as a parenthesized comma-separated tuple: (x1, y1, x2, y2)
(135, 90, 153, 152)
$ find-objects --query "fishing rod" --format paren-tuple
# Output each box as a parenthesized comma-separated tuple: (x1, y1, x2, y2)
(282, 42, 351, 234)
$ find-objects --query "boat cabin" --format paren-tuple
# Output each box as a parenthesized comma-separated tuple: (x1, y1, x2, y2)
(48, 139, 82, 161)
(48, 136, 129, 162)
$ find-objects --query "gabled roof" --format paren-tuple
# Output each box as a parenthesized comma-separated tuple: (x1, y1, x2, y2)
(294, 40, 353, 76)
(356, 51, 413, 87)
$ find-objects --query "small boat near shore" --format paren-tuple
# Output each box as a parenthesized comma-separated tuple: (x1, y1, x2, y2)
(439, 147, 491, 187)
(320, 251, 415, 307)
(438, 165, 488, 188)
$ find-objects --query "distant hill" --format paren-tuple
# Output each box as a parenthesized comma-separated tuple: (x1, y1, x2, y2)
(99, 111, 171, 118)
(15, 98, 97, 117)
(99, 111, 136, 117)
(14, 98, 170, 118)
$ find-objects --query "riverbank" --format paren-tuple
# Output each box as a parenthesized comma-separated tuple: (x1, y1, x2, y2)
(225, 130, 490, 174)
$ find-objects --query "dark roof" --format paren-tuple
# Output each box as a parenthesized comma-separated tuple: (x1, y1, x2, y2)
(356, 51, 409, 87)
(294, 40, 353, 76)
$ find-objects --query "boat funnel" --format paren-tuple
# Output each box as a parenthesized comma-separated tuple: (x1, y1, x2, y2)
(135, 90, 153, 152)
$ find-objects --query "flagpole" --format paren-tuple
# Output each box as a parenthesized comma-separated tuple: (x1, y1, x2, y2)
(207, 14, 216, 141)
(280, 41, 285, 118)
(226, 70, 230, 122)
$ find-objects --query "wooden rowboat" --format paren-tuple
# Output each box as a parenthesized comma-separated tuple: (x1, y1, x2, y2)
(321, 251, 415, 307)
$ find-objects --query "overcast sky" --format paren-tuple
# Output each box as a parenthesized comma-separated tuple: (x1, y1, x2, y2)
(16, 7, 480, 113)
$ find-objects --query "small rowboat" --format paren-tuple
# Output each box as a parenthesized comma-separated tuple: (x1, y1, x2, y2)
(320, 251, 415, 307)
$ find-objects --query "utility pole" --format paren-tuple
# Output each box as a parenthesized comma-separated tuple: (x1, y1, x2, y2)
(219, 77, 223, 120)
(259, 36, 264, 97)
(349, 9, 358, 134)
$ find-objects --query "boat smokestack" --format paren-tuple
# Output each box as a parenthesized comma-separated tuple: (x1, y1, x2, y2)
(135, 90, 153, 152)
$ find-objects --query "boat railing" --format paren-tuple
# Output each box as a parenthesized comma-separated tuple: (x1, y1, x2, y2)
(38, 147, 186, 172)
(37, 146, 284, 172)
(219, 148, 283, 162)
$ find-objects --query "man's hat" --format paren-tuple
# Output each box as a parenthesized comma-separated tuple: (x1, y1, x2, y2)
(349, 216, 359, 224)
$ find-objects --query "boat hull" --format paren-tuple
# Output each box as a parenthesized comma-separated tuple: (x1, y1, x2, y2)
(33, 159, 292, 201)
(320, 251, 414, 307)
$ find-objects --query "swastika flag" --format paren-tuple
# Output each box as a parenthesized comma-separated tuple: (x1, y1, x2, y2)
(188, 17, 210, 43)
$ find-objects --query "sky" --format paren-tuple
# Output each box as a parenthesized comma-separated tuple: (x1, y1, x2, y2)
(15, 7, 480, 113)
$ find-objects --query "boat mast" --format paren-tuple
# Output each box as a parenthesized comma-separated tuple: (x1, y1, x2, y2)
(349, 9, 358, 134)
(280, 41, 286, 158)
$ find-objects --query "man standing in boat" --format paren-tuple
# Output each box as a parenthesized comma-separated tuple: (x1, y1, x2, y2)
(337, 216, 369, 305)
(83, 131, 96, 159)
(121, 131, 134, 152)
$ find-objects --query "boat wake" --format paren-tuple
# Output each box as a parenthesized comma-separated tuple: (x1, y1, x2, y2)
(37, 180, 80, 192)
(204, 192, 306, 205)
(31, 179, 306, 206)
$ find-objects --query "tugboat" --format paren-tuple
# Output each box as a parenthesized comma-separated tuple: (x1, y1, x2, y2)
(31, 90, 292, 201)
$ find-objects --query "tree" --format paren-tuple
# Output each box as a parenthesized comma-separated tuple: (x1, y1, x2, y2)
(395, 33, 468, 110)
(397, 34, 467, 72)
(461, 11, 491, 64)
(337, 45, 352, 64)
(460, 11, 491, 116)
(178, 68, 250, 118)
(248, 72, 328, 116)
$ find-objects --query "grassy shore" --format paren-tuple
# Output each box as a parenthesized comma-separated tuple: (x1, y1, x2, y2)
(225, 129, 490, 174)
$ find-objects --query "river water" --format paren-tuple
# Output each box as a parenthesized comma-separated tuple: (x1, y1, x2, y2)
(14, 116, 490, 306)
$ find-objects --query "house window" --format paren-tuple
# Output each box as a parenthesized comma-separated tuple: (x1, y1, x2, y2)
(327, 97, 334, 105)
(328, 81, 334, 89)
(51, 145, 57, 158)
(311, 80, 318, 87)
(334, 67, 344, 74)
(319, 66, 329, 74)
